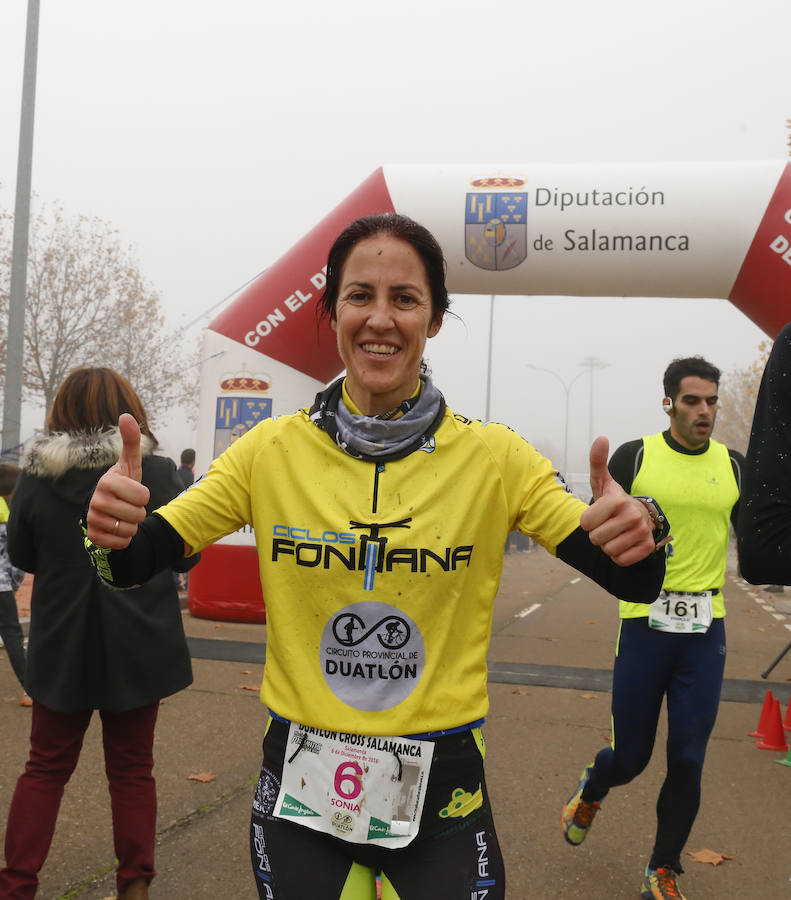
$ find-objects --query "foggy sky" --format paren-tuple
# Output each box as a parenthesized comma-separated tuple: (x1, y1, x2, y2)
(1, 0, 786, 463)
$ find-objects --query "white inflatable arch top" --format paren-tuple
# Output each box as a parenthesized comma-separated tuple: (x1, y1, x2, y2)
(191, 160, 791, 621)
(211, 160, 791, 384)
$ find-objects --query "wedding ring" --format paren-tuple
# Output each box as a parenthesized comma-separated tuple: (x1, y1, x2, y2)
(113, 519, 120, 536)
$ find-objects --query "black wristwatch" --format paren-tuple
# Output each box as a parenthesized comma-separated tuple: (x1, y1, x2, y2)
(633, 496, 671, 548)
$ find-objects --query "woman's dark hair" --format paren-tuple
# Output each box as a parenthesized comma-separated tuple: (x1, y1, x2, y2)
(317, 213, 451, 323)
(47, 367, 157, 444)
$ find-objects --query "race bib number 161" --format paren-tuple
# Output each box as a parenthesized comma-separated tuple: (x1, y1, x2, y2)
(649, 590, 713, 634)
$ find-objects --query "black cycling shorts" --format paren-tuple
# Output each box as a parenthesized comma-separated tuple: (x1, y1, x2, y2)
(249, 717, 505, 899)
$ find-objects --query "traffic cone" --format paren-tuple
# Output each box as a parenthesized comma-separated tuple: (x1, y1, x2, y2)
(776, 744, 791, 768)
(757, 698, 789, 751)
(783, 695, 791, 733)
(748, 689, 774, 737)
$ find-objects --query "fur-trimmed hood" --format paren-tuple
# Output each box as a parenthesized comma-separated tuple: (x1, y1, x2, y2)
(22, 428, 155, 480)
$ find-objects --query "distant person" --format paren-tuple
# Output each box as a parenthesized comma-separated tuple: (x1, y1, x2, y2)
(0, 368, 199, 900)
(175, 448, 196, 592)
(562, 356, 742, 900)
(0, 462, 30, 707)
(177, 447, 195, 490)
(738, 323, 791, 584)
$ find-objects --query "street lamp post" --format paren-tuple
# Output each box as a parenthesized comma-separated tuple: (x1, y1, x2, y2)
(484, 295, 495, 421)
(2, 0, 40, 457)
(579, 356, 610, 448)
(525, 364, 587, 475)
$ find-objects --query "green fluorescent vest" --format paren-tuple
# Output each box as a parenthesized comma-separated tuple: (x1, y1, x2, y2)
(621, 432, 739, 619)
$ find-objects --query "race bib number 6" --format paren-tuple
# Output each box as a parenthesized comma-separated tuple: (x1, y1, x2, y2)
(273, 723, 434, 848)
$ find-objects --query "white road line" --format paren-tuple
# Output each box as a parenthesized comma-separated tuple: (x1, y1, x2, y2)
(773, 614, 787, 621)
(786, 624, 791, 633)
(753, 597, 765, 604)
(569, 577, 581, 584)
(516, 603, 542, 618)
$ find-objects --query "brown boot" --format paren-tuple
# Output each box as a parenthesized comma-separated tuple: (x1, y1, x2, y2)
(117, 878, 149, 900)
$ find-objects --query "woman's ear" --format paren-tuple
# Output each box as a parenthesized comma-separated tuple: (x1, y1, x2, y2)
(428, 312, 444, 339)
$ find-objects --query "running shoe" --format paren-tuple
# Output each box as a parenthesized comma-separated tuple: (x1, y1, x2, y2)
(20, 693, 32, 707)
(561, 764, 600, 845)
(640, 865, 687, 899)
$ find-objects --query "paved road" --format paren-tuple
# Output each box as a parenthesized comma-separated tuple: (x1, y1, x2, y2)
(1, 546, 791, 898)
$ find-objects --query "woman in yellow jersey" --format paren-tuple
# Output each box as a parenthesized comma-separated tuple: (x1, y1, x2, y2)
(84, 214, 667, 900)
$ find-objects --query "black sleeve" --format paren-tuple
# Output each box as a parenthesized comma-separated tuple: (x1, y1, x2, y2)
(607, 439, 644, 493)
(84, 513, 192, 588)
(728, 448, 745, 531)
(7, 472, 37, 573)
(738, 324, 791, 584)
(556, 524, 665, 603)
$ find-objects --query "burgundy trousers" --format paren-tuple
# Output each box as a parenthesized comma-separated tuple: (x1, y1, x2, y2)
(0, 700, 159, 899)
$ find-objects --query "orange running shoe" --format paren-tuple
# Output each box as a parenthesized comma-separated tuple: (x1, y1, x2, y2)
(641, 865, 687, 900)
(561, 764, 600, 846)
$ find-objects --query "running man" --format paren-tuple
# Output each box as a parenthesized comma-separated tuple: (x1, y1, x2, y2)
(561, 356, 743, 900)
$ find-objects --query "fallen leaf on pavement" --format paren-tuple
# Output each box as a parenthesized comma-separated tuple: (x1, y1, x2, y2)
(511, 689, 531, 696)
(686, 848, 733, 866)
(579, 693, 598, 700)
(240, 684, 260, 692)
(188, 771, 215, 783)
(242, 669, 252, 675)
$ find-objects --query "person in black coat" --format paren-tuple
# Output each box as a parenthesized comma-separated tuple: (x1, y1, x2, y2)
(0, 368, 197, 900)
(738, 322, 791, 585)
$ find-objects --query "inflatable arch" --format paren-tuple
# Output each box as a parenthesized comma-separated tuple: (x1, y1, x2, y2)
(190, 160, 791, 621)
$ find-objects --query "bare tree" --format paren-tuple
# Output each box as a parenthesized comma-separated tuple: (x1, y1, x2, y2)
(715, 341, 773, 455)
(99, 284, 200, 426)
(0, 203, 13, 391)
(1, 199, 194, 428)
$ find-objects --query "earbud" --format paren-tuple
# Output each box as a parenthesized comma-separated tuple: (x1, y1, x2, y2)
(662, 399, 672, 413)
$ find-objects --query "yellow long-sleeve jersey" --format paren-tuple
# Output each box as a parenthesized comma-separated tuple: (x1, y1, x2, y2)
(157, 407, 586, 736)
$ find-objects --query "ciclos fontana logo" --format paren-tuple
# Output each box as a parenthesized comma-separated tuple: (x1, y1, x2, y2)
(271, 520, 473, 591)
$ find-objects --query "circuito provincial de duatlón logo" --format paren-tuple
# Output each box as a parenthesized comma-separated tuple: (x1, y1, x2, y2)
(320, 601, 425, 711)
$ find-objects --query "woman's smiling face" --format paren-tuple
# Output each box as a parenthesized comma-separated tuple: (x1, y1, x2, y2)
(332, 234, 443, 416)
